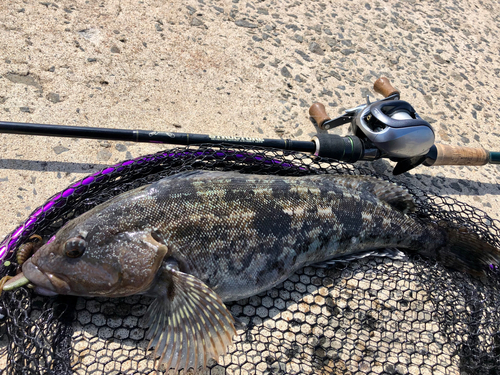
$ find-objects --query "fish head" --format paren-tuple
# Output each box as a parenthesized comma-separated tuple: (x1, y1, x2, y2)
(22, 216, 167, 298)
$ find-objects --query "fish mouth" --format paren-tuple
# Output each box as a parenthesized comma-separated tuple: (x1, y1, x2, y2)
(22, 259, 71, 296)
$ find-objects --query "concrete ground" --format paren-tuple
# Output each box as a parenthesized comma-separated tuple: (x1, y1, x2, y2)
(0, 0, 499, 374)
(0, 0, 499, 234)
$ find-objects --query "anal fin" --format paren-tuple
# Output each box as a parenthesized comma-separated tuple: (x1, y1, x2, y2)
(145, 262, 236, 373)
(312, 248, 406, 268)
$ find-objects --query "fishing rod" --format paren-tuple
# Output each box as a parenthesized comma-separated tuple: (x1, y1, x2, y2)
(0, 77, 498, 174)
(0, 120, 367, 163)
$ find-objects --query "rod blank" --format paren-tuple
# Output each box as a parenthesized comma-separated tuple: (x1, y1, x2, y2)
(0, 121, 317, 153)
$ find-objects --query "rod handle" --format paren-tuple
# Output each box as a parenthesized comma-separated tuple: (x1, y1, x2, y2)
(309, 102, 331, 128)
(373, 77, 400, 98)
(425, 144, 489, 166)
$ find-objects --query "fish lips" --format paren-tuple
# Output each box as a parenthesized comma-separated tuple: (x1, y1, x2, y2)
(22, 259, 71, 296)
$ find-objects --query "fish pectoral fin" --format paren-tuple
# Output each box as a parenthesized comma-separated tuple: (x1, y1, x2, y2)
(144, 263, 236, 373)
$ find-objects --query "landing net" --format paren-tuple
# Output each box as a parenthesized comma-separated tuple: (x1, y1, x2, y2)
(1, 145, 499, 374)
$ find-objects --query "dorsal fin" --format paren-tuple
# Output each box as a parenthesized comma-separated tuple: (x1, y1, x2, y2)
(371, 180, 415, 213)
(164, 170, 241, 180)
(331, 175, 416, 213)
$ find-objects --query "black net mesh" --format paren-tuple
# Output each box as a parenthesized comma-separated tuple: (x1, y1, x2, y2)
(1, 144, 499, 375)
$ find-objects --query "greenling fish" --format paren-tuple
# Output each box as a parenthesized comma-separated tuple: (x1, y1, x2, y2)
(4, 171, 500, 373)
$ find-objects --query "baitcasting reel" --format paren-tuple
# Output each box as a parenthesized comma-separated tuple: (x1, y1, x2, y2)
(354, 99, 434, 159)
(309, 78, 435, 174)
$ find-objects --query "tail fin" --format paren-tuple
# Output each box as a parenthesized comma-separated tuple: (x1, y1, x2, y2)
(436, 226, 500, 276)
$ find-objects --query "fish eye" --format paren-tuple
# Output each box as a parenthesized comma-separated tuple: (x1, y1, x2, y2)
(64, 237, 86, 258)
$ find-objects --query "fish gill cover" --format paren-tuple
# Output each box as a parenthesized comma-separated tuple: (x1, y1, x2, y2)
(1, 144, 500, 374)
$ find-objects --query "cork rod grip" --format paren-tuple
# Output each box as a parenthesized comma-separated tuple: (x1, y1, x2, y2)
(373, 77, 400, 98)
(309, 102, 331, 128)
(431, 144, 489, 166)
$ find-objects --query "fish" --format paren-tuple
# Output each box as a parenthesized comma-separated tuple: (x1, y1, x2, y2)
(4, 170, 500, 373)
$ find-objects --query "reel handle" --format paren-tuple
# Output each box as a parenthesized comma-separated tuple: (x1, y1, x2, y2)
(424, 144, 490, 166)
(309, 102, 331, 129)
(374, 77, 400, 98)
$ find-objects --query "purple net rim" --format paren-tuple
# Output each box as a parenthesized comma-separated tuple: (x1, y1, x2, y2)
(0, 147, 306, 264)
